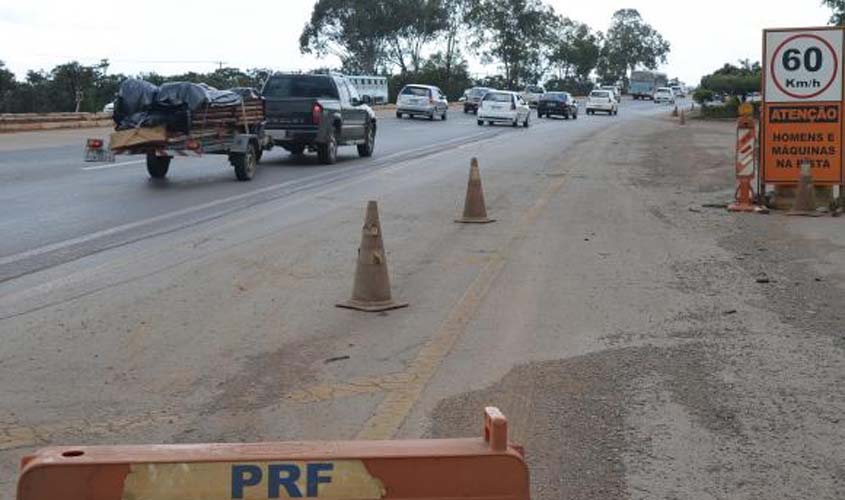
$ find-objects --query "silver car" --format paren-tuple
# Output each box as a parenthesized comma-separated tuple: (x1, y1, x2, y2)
(396, 84, 448, 121)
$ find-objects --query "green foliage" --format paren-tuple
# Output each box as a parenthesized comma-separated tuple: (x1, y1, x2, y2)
(466, 0, 558, 89)
(597, 9, 670, 85)
(824, 0, 845, 25)
(0, 60, 273, 114)
(544, 77, 593, 96)
(388, 52, 473, 101)
(699, 61, 761, 96)
(692, 88, 714, 105)
(547, 19, 601, 81)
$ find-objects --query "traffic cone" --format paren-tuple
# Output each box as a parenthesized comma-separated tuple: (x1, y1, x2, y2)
(788, 162, 821, 216)
(680, 110, 686, 125)
(337, 201, 409, 312)
(672, 105, 679, 117)
(456, 158, 496, 224)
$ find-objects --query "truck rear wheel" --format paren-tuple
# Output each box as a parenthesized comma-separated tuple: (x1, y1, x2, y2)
(357, 124, 375, 158)
(317, 132, 338, 165)
(146, 154, 170, 179)
(231, 144, 257, 181)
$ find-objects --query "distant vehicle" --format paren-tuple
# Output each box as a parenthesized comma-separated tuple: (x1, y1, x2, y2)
(671, 85, 686, 98)
(748, 92, 762, 103)
(585, 90, 618, 116)
(262, 73, 377, 165)
(396, 84, 449, 121)
(629, 71, 668, 100)
(478, 91, 531, 127)
(521, 85, 546, 107)
(600, 85, 621, 102)
(537, 92, 578, 120)
(463, 87, 493, 114)
(347, 75, 388, 105)
(102, 101, 114, 115)
(654, 87, 676, 104)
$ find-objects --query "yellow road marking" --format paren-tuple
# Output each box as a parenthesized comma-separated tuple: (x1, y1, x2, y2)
(282, 165, 574, 440)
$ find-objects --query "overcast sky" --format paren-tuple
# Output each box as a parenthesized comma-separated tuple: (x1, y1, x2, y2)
(0, 1, 834, 85)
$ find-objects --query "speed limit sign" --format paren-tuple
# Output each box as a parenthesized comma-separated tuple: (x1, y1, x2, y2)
(765, 29, 843, 102)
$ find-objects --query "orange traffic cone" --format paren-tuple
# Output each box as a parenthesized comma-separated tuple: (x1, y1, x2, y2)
(671, 105, 679, 117)
(680, 109, 686, 125)
(788, 161, 820, 217)
(337, 201, 409, 312)
(456, 158, 496, 224)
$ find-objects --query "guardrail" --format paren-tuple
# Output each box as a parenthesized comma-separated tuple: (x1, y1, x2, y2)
(0, 112, 113, 133)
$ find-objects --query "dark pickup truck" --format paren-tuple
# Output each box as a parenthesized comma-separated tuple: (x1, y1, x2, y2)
(261, 73, 377, 164)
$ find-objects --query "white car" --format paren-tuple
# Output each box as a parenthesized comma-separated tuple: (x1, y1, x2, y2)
(600, 85, 621, 102)
(521, 85, 546, 107)
(396, 84, 449, 121)
(102, 101, 115, 115)
(654, 87, 676, 104)
(671, 85, 685, 98)
(585, 90, 618, 116)
(477, 91, 531, 127)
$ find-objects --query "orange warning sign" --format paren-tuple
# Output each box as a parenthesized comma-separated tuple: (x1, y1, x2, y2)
(762, 102, 842, 184)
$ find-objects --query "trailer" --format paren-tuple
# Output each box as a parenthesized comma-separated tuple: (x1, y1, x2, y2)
(629, 71, 668, 100)
(106, 80, 272, 181)
(111, 122, 271, 181)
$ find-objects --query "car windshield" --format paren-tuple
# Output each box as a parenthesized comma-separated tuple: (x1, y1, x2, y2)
(402, 86, 430, 97)
(484, 93, 513, 103)
(525, 86, 544, 93)
(468, 88, 490, 97)
(590, 91, 611, 98)
(262, 75, 339, 99)
(542, 93, 569, 102)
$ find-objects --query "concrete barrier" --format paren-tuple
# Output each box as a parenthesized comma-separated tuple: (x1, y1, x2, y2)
(0, 113, 113, 133)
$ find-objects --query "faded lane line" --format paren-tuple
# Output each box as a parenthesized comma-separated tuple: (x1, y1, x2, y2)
(355, 167, 575, 440)
(81, 159, 145, 171)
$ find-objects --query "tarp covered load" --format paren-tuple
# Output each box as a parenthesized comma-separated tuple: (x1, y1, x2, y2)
(112, 79, 264, 132)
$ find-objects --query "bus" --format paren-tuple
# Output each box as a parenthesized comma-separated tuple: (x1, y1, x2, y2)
(347, 76, 389, 105)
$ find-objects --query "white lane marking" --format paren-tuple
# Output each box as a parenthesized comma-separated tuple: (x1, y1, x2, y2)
(81, 160, 146, 171)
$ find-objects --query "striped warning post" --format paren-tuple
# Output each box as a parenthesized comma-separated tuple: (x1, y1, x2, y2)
(736, 127, 755, 178)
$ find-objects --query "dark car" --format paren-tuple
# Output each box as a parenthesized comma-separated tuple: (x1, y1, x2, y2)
(462, 87, 493, 114)
(537, 92, 578, 120)
(262, 73, 377, 164)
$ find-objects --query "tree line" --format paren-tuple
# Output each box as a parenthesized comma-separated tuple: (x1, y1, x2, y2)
(1, 1, 670, 113)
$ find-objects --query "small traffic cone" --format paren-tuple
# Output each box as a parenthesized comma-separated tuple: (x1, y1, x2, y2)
(680, 110, 686, 125)
(671, 105, 679, 117)
(337, 201, 409, 312)
(456, 158, 496, 224)
(788, 162, 821, 216)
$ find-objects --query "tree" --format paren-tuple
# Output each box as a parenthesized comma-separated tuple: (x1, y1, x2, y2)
(699, 61, 761, 96)
(824, 0, 845, 25)
(466, 0, 557, 89)
(598, 9, 670, 85)
(548, 18, 601, 80)
(441, 0, 472, 88)
(382, 0, 449, 74)
(0, 61, 17, 113)
(300, 0, 388, 74)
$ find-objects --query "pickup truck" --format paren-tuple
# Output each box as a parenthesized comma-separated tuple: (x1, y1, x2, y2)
(261, 73, 377, 164)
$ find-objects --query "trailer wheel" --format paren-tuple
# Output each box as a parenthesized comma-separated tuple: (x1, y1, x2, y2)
(231, 144, 257, 181)
(146, 154, 170, 179)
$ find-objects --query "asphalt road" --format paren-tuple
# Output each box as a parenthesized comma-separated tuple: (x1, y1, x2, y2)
(0, 101, 662, 283)
(14, 98, 842, 500)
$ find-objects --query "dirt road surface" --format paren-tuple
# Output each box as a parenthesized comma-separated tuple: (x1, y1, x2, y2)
(1, 106, 842, 499)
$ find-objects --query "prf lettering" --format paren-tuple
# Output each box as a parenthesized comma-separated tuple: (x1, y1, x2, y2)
(231, 463, 333, 499)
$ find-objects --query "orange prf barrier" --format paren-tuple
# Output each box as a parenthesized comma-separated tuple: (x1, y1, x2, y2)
(18, 407, 529, 500)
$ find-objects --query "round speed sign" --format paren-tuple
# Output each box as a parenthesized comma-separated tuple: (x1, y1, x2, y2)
(765, 30, 843, 103)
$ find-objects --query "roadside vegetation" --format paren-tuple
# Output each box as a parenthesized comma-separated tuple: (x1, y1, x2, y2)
(0, 1, 670, 113)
